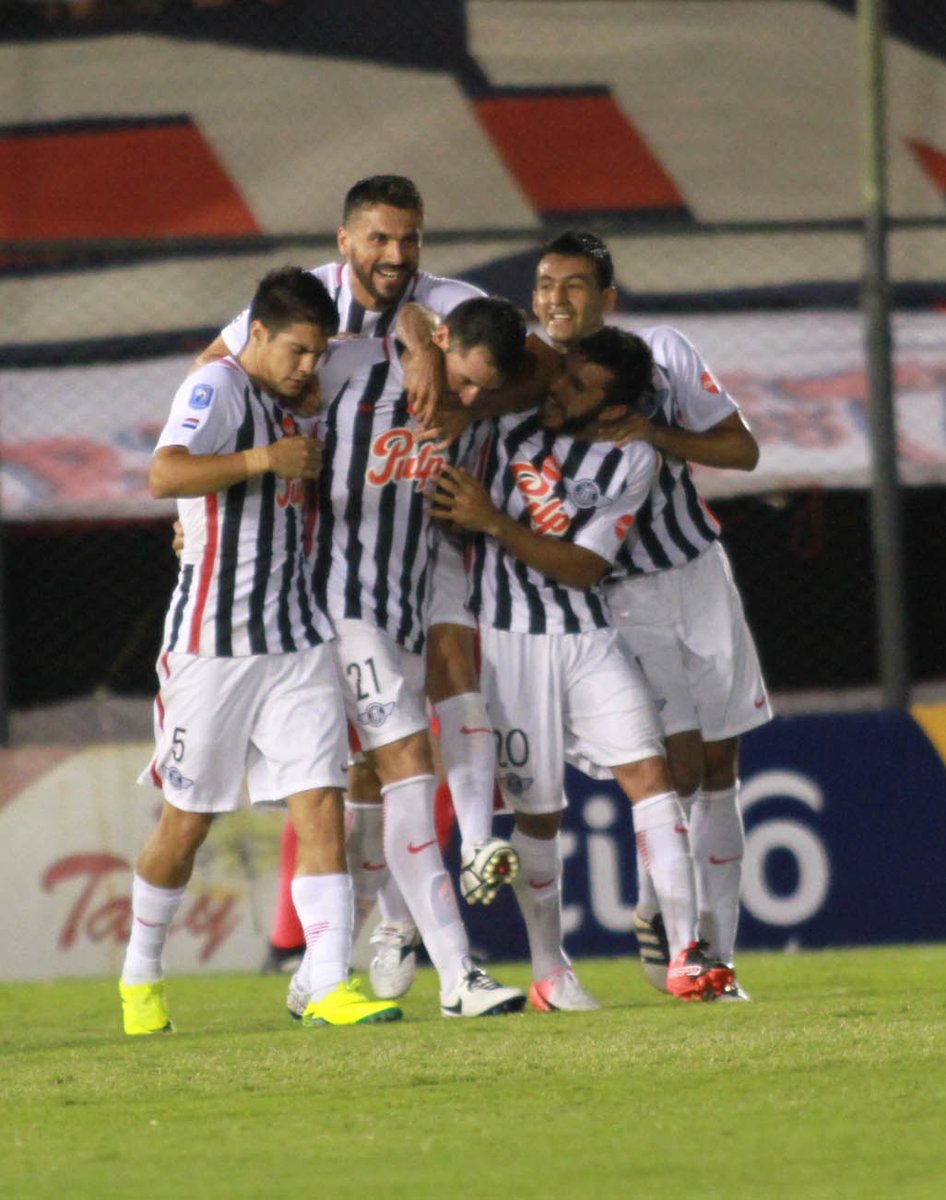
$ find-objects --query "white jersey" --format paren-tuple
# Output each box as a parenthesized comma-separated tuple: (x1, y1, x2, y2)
(156, 357, 332, 657)
(312, 336, 462, 653)
(611, 325, 738, 578)
(467, 410, 657, 634)
(220, 263, 483, 349)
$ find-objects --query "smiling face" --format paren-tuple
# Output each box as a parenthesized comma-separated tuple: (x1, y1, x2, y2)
(245, 320, 330, 405)
(337, 202, 423, 310)
(533, 252, 616, 350)
(540, 349, 616, 433)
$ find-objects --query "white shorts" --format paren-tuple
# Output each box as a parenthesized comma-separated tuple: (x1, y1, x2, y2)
(604, 540, 771, 742)
(332, 618, 428, 751)
(477, 626, 665, 815)
(425, 528, 475, 630)
(140, 645, 348, 813)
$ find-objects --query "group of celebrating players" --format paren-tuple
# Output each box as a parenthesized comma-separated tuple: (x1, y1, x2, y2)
(118, 175, 770, 1035)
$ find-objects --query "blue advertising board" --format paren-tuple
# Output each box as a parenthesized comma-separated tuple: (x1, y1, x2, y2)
(458, 710, 946, 962)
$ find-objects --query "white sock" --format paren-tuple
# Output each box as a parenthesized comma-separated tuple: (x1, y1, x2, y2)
(689, 785, 744, 964)
(631, 791, 697, 959)
(376, 871, 415, 928)
(291, 873, 353, 1003)
(434, 692, 496, 849)
(344, 799, 387, 941)
(635, 791, 694, 918)
(121, 875, 186, 985)
(382, 774, 469, 993)
(511, 827, 569, 980)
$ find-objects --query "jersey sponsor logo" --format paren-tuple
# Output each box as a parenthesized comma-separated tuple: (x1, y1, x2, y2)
(165, 765, 194, 790)
(510, 456, 571, 536)
(614, 512, 636, 540)
(275, 476, 306, 510)
(569, 478, 603, 508)
(366, 427, 447, 493)
(188, 383, 215, 409)
(357, 700, 396, 728)
(500, 771, 534, 796)
(700, 370, 721, 395)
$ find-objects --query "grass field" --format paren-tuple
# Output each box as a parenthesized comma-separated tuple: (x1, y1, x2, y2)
(4, 945, 946, 1200)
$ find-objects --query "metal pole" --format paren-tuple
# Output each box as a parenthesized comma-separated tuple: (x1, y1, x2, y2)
(0, 521, 9, 745)
(859, 0, 909, 708)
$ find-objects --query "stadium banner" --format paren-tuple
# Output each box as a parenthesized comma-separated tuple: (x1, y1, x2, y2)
(2, 311, 945, 520)
(1, 706, 945, 982)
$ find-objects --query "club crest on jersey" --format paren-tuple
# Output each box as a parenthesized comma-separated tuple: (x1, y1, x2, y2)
(568, 478, 602, 509)
(511, 455, 570, 536)
(500, 771, 534, 797)
(189, 383, 215, 410)
(358, 701, 396, 728)
(366, 427, 447, 493)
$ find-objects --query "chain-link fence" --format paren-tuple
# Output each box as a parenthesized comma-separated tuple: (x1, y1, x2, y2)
(2, 0, 945, 730)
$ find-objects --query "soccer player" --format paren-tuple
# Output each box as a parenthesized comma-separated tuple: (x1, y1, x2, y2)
(431, 326, 736, 1008)
(198, 175, 516, 978)
(285, 294, 530, 1019)
(119, 267, 400, 1034)
(532, 230, 771, 998)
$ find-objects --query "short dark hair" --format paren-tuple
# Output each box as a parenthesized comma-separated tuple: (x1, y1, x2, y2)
(538, 229, 615, 290)
(342, 175, 424, 224)
(249, 267, 339, 337)
(444, 296, 527, 381)
(576, 326, 654, 414)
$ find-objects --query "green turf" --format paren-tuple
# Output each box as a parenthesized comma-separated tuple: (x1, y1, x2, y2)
(3, 946, 945, 1199)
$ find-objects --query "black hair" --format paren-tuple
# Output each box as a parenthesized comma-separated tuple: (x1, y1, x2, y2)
(538, 229, 615, 291)
(443, 296, 527, 381)
(575, 326, 655, 414)
(248, 267, 340, 337)
(342, 175, 424, 223)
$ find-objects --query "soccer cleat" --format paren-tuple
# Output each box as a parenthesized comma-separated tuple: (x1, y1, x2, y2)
(718, 978, 752, 1002)
(440, 962, 526, 1018)
(286, 972, 309, 1020)
(368, 922, 421, 999)
(528, 966, 601, 1013)
(301, 978, 402, 1027)
(633, 909, 671, 994)
(666, 941, 736, 1002)
(260, 942, 305, 975)
(459, 837, 520, 905)
(119, 979, 174, 1036)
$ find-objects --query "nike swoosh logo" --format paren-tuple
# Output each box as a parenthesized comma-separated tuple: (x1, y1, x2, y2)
(754, 697, 766, 709)
(674, 824, 688, 835)
(528, 878, 555, 889)
(709, 854, 742, 865)
(408, 839, 437, 854)
(441, 1000, 462, 1015)
(361, 861, 386, 871)
(460, 726, 491, 735)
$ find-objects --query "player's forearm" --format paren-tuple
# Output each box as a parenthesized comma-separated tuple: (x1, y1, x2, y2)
(486, 511, 607, 590)
(149, 446, 271, 499)
(396, 302, 439, 350)
(649, 419, 759, 471)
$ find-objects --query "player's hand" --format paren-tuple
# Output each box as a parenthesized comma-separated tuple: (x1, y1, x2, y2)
(267, 435, 323, 480)
(430, 465, 499, 534)
(598, 409, 654, 448)
(404, 343, 447, 427)
(171, 519, 184, 559)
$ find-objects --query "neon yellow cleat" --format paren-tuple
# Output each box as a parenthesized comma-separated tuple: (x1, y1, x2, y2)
(119, 979, 174, 1036)
(301, 978, 402, 1027)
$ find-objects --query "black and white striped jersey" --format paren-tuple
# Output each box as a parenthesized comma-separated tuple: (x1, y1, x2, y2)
(312, 336, 459, 653)
(156, 357, 332, 658)
(467, 410, 657, 634)
(220, 263, 483, 348)
(610, 325, 738, 579)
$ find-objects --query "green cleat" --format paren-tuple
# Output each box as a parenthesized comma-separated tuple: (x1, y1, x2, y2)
(119, 979, 174, 1036)
(301, 978, 402, 1027)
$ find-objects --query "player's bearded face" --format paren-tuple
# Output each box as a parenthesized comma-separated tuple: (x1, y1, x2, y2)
(257, 322, 329, 407)
(339, 203, 423, 309)
(533, 254, 615, 349)
(541, 352, 615, 434)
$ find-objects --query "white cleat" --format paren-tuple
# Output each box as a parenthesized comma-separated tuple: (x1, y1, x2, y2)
(368, 922, 421, 1000)
(529, 966, 601, 1013)
(286, 972, 309, 1021)
(440, 961, 526, 1018)
(459, 837, 519, 905)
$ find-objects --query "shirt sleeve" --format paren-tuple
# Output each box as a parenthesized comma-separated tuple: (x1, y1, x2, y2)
(220, 309, 251, 355)
(154, 363, 243, 456)
(651, 326, 739, 433)
(414, 274, 486, 317)
(316, 335, 393, 401)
